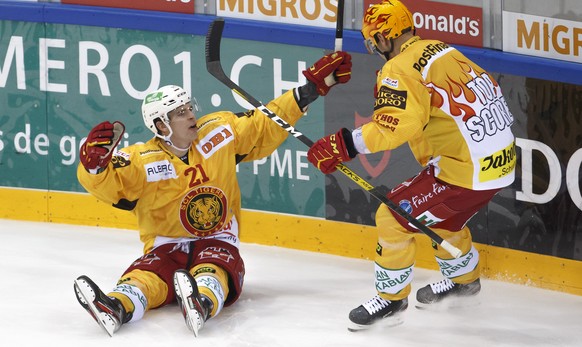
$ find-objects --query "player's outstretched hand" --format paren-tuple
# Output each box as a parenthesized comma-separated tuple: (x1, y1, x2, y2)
(80, 121, 125, 171)
(303, 51, 352, 96)
(307, 128, 356, 174)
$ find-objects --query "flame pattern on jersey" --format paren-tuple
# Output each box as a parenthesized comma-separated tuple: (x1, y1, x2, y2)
(360, 36, 515, 191)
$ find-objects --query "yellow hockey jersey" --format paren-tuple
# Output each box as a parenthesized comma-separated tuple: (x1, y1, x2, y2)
(78, 90, 303, 253)
(353, 36, 516, 190)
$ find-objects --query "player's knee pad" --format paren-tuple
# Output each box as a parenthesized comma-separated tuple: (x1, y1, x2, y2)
(192, 263, 228, 317)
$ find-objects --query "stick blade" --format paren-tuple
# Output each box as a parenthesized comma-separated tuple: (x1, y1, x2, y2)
(205, 18, 225, 66)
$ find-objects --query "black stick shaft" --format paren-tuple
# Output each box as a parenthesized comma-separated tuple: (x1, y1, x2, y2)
(335, 0, 344, 51)
(205, 18, 462, 259)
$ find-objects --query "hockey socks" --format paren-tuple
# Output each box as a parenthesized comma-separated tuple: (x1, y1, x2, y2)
(110, 284, 147, 322)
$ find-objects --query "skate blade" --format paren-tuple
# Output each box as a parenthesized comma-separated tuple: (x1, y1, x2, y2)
(174, 271, 204, 337)
(347, 314, 404, 332)
(73, 278, 116, 337)
(415, 295, 481, 310)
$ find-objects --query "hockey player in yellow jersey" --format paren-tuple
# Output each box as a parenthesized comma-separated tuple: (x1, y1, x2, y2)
(73, 51, 352, 337)
(306, 0, 515, 331)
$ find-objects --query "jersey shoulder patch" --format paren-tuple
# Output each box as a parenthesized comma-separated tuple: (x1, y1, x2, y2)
(196, 124, 235, 159)
(374, 85, 408, 111)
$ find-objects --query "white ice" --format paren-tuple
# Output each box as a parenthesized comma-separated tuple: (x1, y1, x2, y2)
(1, 218, 581, 346)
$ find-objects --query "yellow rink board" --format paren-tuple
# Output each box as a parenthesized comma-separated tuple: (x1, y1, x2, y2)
(2, 187, 580, 296)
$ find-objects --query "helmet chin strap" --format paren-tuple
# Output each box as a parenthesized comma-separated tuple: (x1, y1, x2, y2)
(157, 125, 191, 153)
(164, 138, 191, 152)
(381, 37, 395, 61)
(373, 33, 395, 61)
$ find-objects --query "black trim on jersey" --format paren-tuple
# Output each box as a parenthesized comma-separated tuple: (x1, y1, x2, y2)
(112, 198, 138, 211)
(294, 82, 319, 109)
(235, 154, 247, 164)
(340, 128, 358, 159)
(235, 110, 253, 118)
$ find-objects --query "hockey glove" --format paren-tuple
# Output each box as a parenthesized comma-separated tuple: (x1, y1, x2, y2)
(302, 51, 352, 96)
(80, 121, 125, 171)
(307, 128, 357, 174)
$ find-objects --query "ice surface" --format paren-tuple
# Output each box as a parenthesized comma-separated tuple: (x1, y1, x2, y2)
(1, 219, 581, 346)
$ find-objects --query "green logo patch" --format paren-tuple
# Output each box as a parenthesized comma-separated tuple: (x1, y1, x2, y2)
(144, 92, 163, 104)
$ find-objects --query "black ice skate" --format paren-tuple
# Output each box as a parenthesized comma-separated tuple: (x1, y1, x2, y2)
(416, 278, 481, 308)
(348, 295, 408, 331)
(73, 275, 131, 337)
(173, 269, 213, 337)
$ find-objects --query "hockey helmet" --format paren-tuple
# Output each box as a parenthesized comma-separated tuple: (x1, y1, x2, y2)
(141, 85, 197, 136)
(361, 0, 414, 54)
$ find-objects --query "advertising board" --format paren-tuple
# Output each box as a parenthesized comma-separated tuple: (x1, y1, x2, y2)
(1, 8, 581, 262)
(216, 0, 339, 28)
(61, 0, 195, 14)
(503, 11, 582, 64)
(0, 20, 324, 216)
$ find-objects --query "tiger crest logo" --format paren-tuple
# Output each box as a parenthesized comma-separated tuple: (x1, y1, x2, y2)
(179, 187, 228, 237)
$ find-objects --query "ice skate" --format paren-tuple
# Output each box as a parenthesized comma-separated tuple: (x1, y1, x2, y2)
(173, 269, 212, 337)
(348, 295, 408, 332)
(74, 275, 130, 337)
(416, 278, 481, 309)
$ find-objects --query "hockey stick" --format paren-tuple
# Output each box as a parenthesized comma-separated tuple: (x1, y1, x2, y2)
(205, 18, 462, 259)
(335, 0, 345, 51)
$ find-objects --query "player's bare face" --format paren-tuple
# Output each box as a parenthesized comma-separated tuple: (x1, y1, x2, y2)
(168, 102, 198, 148)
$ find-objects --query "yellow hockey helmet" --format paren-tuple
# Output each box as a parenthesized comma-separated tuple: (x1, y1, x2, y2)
(361, 0, 414, 54)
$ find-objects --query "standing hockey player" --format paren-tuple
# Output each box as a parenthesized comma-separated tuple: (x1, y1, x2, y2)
(306, 0, 515, 331)
(74, 52, 352, 337)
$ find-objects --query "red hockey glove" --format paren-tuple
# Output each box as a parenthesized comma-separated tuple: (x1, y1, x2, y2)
(307, 128, 357, 174)
(302, 51, 352, 96)
(79, 121, 125, 171)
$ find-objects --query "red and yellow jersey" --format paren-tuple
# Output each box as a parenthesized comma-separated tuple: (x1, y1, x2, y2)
(78, 90, 303, 253)
(355, 36, 516, 190)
